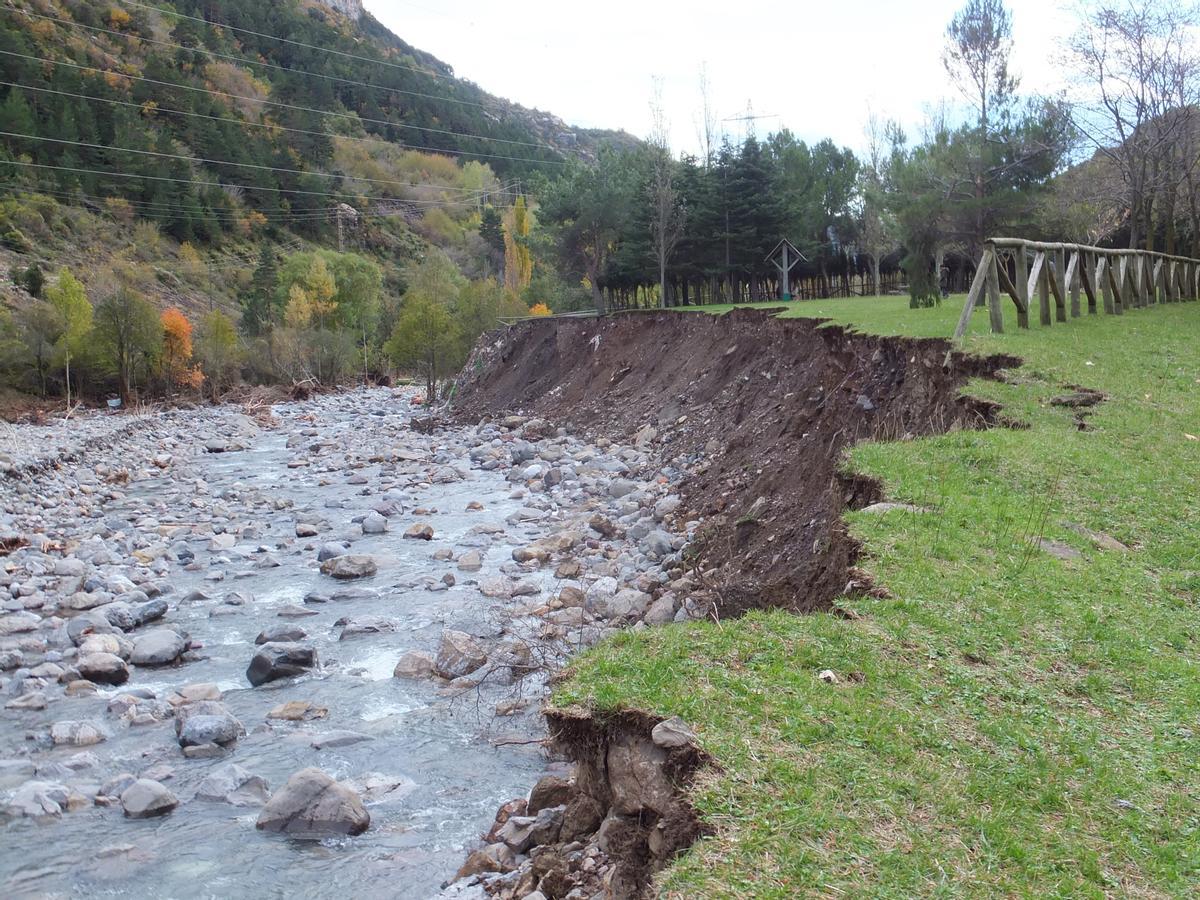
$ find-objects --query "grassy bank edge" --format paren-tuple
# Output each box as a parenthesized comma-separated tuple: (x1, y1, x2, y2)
(552, 295, 1200, 897)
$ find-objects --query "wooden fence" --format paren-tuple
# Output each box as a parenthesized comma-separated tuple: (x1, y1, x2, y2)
(953, 237, 1200, 340)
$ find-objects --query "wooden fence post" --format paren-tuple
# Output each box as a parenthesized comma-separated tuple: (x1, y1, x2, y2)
(1014, 247, 1029, 329)
(953, 248, 995, 339)
(1067, 250, 1080, 317)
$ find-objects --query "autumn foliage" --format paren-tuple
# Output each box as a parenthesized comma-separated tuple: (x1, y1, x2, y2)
(160, 307, 203, 390)
(528, 303, 552, 317)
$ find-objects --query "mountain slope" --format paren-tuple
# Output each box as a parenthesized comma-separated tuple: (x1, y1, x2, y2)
(0, 0, 637, 320)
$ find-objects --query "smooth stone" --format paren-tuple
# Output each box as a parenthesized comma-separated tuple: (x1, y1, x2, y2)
(120, 779, 178, 818)
(320, 556, 378, 579)
(310, 730, 372, 750)
(195, 764, 270, 806)
(246, 643, 318, 687)
(129, 628, 186, 667)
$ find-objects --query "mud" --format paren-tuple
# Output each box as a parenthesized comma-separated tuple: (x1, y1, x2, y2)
(456, 308, 1017, 618)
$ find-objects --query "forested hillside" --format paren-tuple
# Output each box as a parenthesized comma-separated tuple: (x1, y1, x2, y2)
(0, 0, 635, 404)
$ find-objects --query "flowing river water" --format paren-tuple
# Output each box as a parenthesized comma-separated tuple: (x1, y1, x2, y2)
(0, 388, 678, 899)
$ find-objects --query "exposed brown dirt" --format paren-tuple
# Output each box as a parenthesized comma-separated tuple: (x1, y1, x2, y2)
(455, 308, 1018, 617)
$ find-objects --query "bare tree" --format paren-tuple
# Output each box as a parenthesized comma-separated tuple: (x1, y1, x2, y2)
(858, 110, 896, 295)
(1069, 1, 1200, 250)
(943, 0, 1019, 257)
(648, 78, 686, 308)
(694, 63, 718, 169)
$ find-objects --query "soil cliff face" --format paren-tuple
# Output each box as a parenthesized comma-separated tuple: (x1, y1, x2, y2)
(456, 308, 1016, 617)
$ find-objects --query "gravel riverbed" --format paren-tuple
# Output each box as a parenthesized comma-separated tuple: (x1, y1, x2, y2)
(0, 388, 696, 899)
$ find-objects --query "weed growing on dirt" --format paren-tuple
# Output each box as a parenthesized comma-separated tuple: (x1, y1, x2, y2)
(556, 296, 1200, 896)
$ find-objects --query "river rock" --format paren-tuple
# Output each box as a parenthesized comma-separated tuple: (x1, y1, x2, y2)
(120, 778, 178, 818)
(255, 768, 369, 837)
(338, 616, 399, 639)
(434, 630, 488, 679)
(392, 650, 435, 679)
(456, 550, 483, 571)
(6, 780, 70, 818)
(256, 624, 307, 645)
(320, 555, 377, 579)
(246, 643, 318, 686)
(178, 713, 241, 748)
(76, 652, 130, 686)
(496, 805, 565, 853)
(403, 523, 434, 541)
(129, 628, 186, 666)
(310, 730, 372, 750)
(316, 542, 348, 562)
(527, 775, 575, 815)
(360, 512, 387, 534)
(651, 716, 697, 749)
(195, 764, 270, 806)
(6, 691, 48, 711)
(50, 720, 108, 746)
(267, 700, 327, 721)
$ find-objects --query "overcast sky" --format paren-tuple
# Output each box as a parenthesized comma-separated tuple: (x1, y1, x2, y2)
(365, 0, 1080, 157)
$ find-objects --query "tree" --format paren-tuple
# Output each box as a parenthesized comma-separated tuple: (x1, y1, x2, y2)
(281, 255, 337, 329)
(384, 295, 461, 405)
(943, 0, 1019, 258)
(540, 153, 635, 314)
(241, 245, 278, 336)
(385, 252, 466, 404)
(195, 310, 241, 397)
(44, 269, 92, 409)
(858, 114, 898, 295)
(95, 284, 161, 403)
(503, 196, 533, 293)
(17, 301, 63, 397)
(160, 307, 202, 392)
(647, 81, 686, 308)
(479, 205, 505, 278)
(1069, 1, 1200, 250)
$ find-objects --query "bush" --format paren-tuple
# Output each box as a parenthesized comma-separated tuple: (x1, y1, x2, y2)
(10, 263, 44, 297)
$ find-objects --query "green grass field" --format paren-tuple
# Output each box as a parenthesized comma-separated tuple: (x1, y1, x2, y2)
(557, 295, 1200, 897)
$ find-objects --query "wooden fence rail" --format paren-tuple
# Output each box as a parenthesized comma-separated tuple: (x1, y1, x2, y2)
(953, 237, 1200, 339)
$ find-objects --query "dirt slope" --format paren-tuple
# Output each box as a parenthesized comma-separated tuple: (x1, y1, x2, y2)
(455, 308, 1016, 616)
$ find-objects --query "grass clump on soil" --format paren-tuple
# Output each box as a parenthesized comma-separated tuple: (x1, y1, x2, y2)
(555, 294, 1200, 897)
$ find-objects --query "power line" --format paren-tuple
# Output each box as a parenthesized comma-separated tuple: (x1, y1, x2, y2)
(118, 0, 471, 92)
(0, 50, 567, 167)
(19, 9, 559, 151)
(0, 128, 509, 194)
(0, 178, 519, 223)
(0, 157, 495, 207)
(0, 81, 555, 172)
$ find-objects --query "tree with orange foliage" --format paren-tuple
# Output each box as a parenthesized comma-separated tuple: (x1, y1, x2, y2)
(159, 307, 203, 392)
(528, 303, 552, 317)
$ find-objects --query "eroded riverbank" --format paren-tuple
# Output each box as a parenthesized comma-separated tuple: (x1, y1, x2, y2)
(0, 388, 693, 899)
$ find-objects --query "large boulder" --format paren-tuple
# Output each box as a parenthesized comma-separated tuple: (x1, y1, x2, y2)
(433, 630, 487, 680)
(319, 555, 377, 579)
(255, 768, 369, 837)
(246, 643, 318, 687)
(120, 778, 178, 818)
(129, 628, 186, 666)
(76, 652, 129, 686)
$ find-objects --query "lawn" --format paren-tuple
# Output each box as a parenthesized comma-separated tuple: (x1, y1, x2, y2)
(556, 294, 1200, 897)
